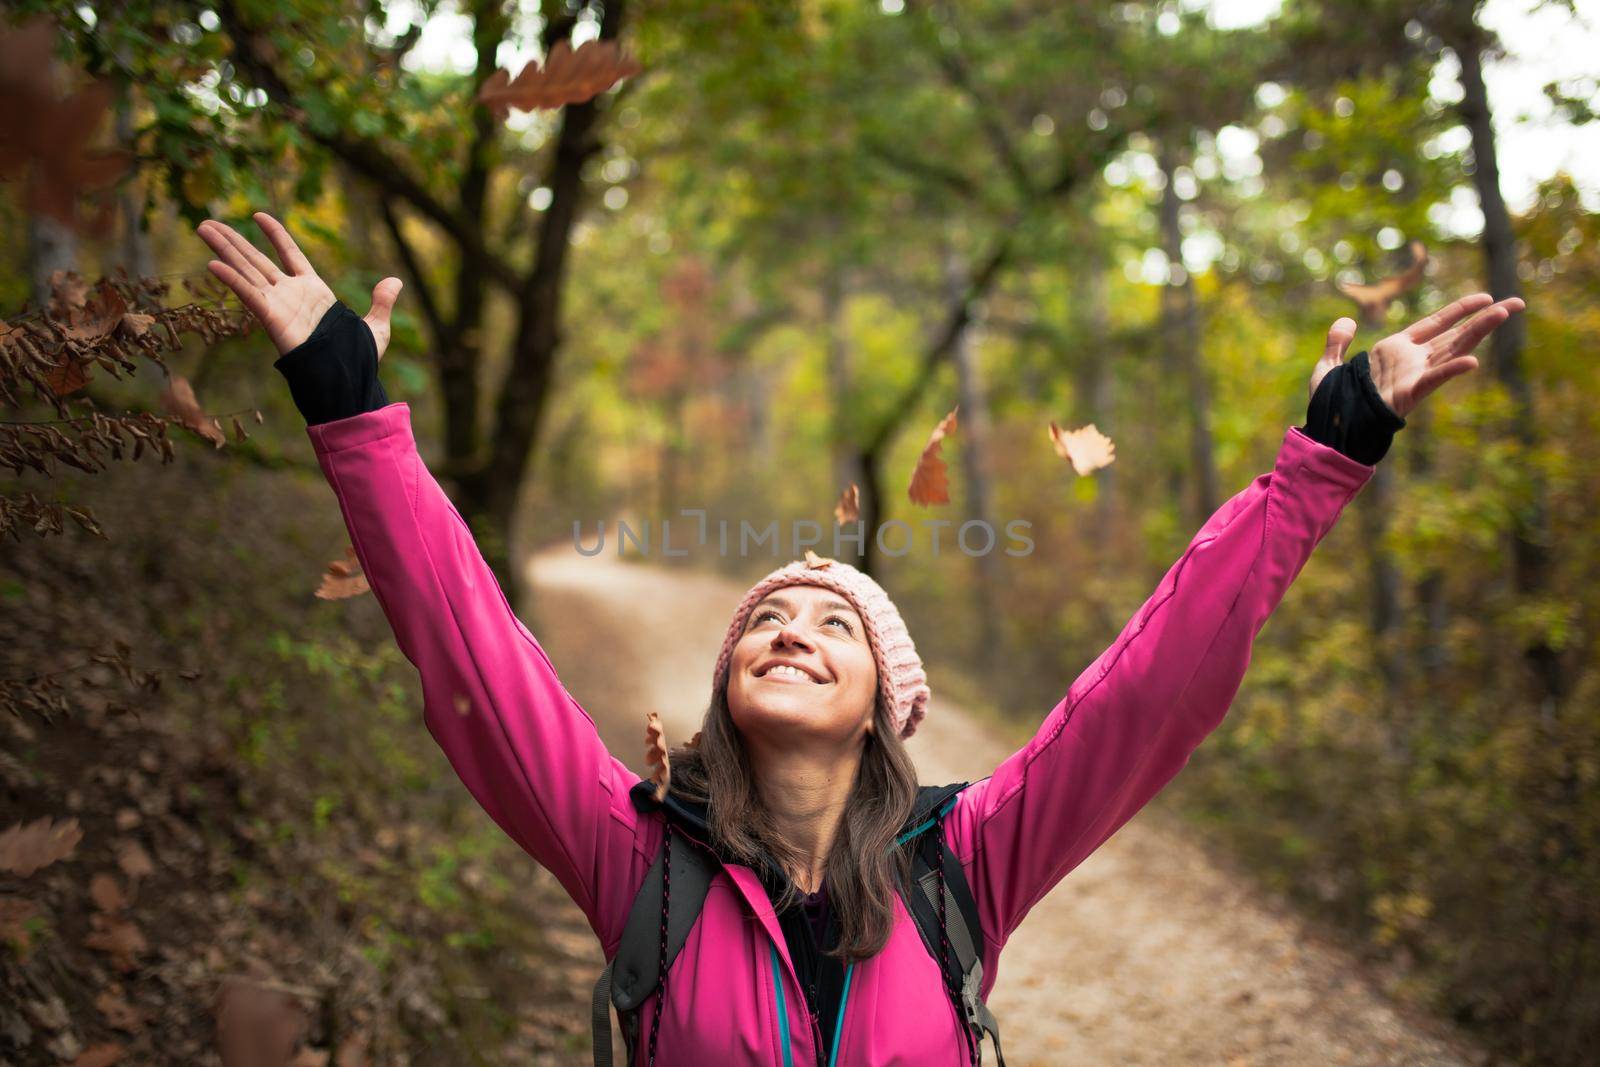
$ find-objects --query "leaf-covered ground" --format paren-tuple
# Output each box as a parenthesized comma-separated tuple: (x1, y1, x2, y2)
(1, 452, 598, 1065)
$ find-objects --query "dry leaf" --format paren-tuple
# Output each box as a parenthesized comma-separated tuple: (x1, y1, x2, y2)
(335, 1029, 372, 1067)
(96, 988, 145, 1032)
(90, 871, 128, 913)
(115, 840, 154, 882)
(645, 711, 670, 803)
(72, 1043, 125, 1067)
(1337, 240, 1428, 325)
(803, 549, 836, 569)
(0, 815, 83, 876)
(0, 896, 42, 951)
(159, 374, 227, 448)
(316, 544, 371, 600)
(908, 406, 959, 506)
(1047, 422, 1116, 477)
(833, 483, 860, 525)
(41, 351, 91, 396)
(83, 912, 147, 971)
(477, 38, 642, 118)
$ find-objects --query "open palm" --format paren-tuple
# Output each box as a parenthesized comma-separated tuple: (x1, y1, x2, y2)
(195, 211, 402, 359)
(1309, 292, 1527, 419)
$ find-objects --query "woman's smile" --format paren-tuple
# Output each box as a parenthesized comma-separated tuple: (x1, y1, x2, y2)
(756, 662, 828, 684)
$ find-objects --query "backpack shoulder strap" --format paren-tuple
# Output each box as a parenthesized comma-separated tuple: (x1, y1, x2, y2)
(899, 783, 1007, 1067)
(592, 822, 717, 1067)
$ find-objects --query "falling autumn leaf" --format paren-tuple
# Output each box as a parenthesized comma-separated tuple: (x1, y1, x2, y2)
(1336, 240, 1428, 326)
(0, 816, 83, 876)
(833, 483, 860, 526)
(0, 18, 132, 237)
(316, 544, 371, 600)
(477, 38, 642, 119)
(159, 374, 227, 448)
(908, 406, 959, 506)
(645, 711, 670, 803)
(1048, 421, 1116, 477)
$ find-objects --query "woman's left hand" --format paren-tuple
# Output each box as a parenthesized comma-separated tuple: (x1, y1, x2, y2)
(1309, 292, 1528, 418)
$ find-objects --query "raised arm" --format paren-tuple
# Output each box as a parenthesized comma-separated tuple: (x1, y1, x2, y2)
(942, 297, 1526, 992)
(195, 213, 653, 954)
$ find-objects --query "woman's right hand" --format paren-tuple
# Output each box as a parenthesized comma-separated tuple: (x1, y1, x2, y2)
(195, 211, 402, 359)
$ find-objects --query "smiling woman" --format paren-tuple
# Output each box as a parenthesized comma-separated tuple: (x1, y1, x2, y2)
(195, 210, 1524, 1067)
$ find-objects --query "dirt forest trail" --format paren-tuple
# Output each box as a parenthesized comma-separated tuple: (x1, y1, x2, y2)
(523, 544, 1485, 1067)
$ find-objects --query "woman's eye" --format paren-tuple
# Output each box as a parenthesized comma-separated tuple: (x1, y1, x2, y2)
(825, 616, 853, 634)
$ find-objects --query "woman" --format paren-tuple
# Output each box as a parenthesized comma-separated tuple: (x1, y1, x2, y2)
(196, 212, 1524, 1067)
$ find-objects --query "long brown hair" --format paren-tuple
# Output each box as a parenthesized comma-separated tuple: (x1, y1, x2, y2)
(666, 686, 920, 961)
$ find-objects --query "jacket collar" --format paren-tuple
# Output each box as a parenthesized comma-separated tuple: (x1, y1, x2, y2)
(627, 778, 971, 864)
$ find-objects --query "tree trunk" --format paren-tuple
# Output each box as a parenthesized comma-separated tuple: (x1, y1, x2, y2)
(1071, 256, 1117, 540)
(945, 247, 1004, 673)
(28, 215, 77, 309)
(113, 93, 156, 292)
(1456, 35, 1562, 702)
(823, 262, 869, 563)
(1156, 137, 1218, 526)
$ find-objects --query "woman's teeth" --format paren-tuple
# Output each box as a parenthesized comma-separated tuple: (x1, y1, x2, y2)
(764, 665, 818, 683)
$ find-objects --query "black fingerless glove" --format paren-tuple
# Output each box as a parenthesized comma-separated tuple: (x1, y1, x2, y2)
(272, 300, 390, 426)
(1299, 350, 1406, 465)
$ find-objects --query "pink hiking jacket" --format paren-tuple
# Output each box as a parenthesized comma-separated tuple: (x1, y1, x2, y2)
(307, 401, 1375, 1066)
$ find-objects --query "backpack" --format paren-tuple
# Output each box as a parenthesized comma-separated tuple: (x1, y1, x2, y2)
(590, 781, 1007, 1067)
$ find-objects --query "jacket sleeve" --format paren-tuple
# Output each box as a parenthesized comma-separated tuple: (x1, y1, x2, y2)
(944, 425, 1375, 972)
(305, 401, 651, 953)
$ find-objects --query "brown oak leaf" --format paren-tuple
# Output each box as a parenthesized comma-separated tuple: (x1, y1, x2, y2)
(159, 374, 227, 448)
(907, 406, 959, 506)
(0, 816, 83, 876)
(833, 483, 860, 526)
(645, 711, 670, 803)
(83, 912, 147, 971)
(1047, 422, 1116, 477)
(477, 38, 642, 118)
(316, 544, 371, 600)
(1337, 240, 1428, 326)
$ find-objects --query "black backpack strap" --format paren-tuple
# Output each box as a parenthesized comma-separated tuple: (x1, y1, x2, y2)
(900, 783, 1007, 1067)
(592, 822, 718, 1067)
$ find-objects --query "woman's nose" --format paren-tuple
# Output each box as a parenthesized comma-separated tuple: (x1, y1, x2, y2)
(772, 626, 814, 651)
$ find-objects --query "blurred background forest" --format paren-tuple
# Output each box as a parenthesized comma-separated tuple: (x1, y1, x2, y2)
(1, 0, 1597, 1064)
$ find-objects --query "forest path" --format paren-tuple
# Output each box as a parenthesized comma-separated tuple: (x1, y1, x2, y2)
(525, 544, 1482, 1067)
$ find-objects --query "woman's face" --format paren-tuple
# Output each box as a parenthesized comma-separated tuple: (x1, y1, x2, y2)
(725, 583, 879, 747)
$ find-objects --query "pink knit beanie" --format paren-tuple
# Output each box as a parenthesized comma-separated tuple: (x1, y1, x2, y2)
(712, 550, 932, 739)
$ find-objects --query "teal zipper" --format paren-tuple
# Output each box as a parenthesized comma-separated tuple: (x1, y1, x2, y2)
(828, 963, 855, 1065)
(769, 942, 794, 1067)
(770, 943, 856, 1067)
